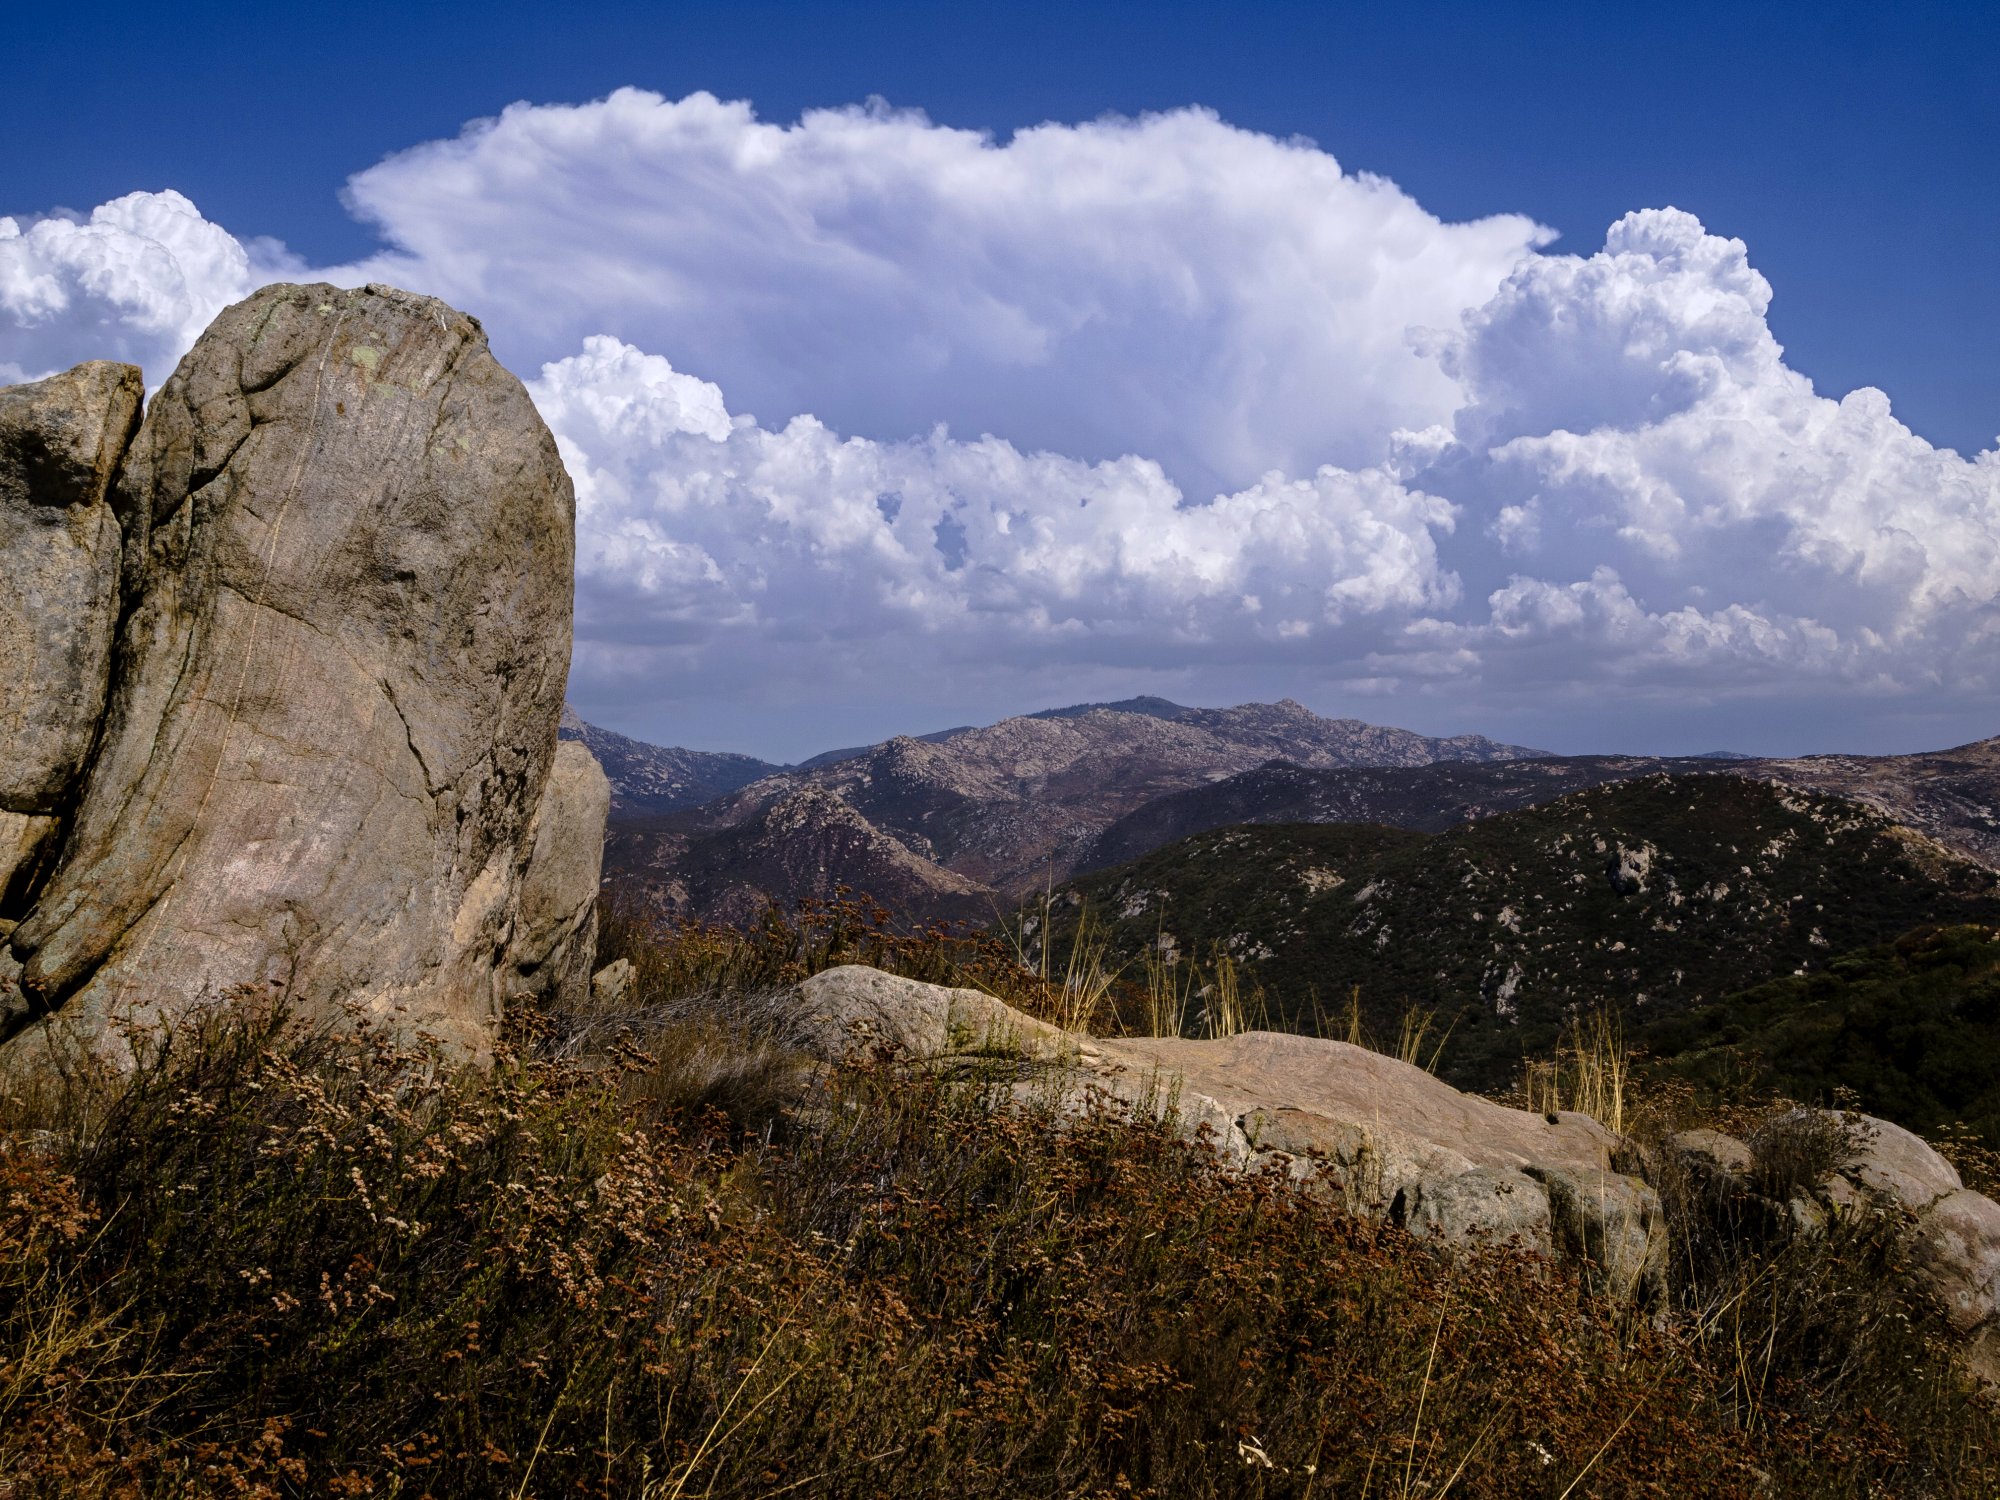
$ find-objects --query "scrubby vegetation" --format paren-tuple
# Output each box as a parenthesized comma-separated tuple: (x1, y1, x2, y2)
(3, 903, 1997, 1496)
(1038, 777, 2000, 1090)
(1639, 923, 2000, 1154)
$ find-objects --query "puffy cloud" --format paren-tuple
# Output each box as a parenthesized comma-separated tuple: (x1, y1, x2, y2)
(336, 90, 1550, 497)
(533, 336, 1460, 700)
(1415, 209, 2000, 702)
(2, 101, 1996, 754)
(0, 190, 299, 385)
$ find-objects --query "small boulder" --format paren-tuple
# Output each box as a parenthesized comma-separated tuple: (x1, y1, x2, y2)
(1841, 1114, 1963, 1212)
(1533, 1164, 1667, 1303)
(590, 957, 637, 1010)
(798, 965, 1087, 1066)
(507, 740, 611, 1008)
(1671, 1127, 1755, 1183)
(1912, 1188, 2000, 1335)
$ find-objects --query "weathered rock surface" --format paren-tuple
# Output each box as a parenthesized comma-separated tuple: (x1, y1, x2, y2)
(1668, 1112, 2000, 1379)
(796, 964, 1664, 1298)
(0, 362, 145, 906)
(0, 283, 606, 1061)
(589, 957, 636, 1011)
(506, 741, 612, 1012)
(1837, 1120, 2000, 1357)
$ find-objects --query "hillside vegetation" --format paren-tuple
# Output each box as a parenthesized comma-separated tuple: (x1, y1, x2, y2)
(1640, 923, 2000, 1148)
(1046, 774, 2000, 1091)
(5, 906, 1998, 1497)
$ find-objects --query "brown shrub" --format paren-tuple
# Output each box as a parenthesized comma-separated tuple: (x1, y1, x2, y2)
(0, 932, 1995, 1496)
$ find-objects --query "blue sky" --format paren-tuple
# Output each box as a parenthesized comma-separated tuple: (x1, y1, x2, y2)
(12, 0, 1996, 456)
(4, 1, 1997, 759)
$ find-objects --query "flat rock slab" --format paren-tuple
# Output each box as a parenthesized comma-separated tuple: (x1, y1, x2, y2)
(1103, 1030, 1618, 1175)
(797, 965, 1662, 1297)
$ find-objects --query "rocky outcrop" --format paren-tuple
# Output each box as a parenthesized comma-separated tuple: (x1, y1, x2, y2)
(795, 965, 2000, 1355)
(1671, 1114, 2000, 1378)
(0, 363, 145, 909)
(0, 283, 606, 1063)
(795, 965, 1665, 1299)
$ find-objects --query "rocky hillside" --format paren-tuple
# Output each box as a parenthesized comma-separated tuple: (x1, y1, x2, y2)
(603, 787, 995, 929)
(1084, 754, 1700, 870)
(1756, 736, 2000, 870)
(560, 707, 783, 814)
(600, 700, 1542, 923)
(1082, 736, 2000, 876)
(1045, 774, 2000, 1090)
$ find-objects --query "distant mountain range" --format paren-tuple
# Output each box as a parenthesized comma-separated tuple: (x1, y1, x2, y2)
(574, 698, 1542, 923)
(571, 698, 2000, 941)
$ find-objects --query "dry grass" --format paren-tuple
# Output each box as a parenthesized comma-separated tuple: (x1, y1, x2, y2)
(1138, 945, 1194, 1039)
(2, 916, 1998, 1496)
(998, 890, 1125, 1034)
(1520, 1009, 1630, 1134)
(1196, 950, 1264, 1039)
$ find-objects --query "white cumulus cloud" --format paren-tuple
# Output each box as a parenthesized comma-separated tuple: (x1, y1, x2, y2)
(2, 97, 1996, 755)
(0, 190, 300, 386)
(336, 89, 1550, 497)
(533, 335, 1460, 703)
(1416, 209, 2000, 705)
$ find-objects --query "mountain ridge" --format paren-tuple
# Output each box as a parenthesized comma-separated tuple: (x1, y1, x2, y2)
(1081, 736, 2000, 876)
(582, 699, 2000, 933)
(590, 699, 1543, 923)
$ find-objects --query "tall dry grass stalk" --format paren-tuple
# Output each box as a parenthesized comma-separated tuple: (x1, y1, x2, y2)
(1140, 948, 1194, 1039)
(1393, 1006, 1460, 1075)
(1001, 891, 1124, 1033)
(1319, 986, 1455, 1075)
(1197, 951, 1271, 1040)
(1522, 1010, 1629, 1135)
(1204, 952, 1247, 1039)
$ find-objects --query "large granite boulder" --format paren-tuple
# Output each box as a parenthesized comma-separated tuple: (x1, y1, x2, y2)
(0, 283, 605, 1061)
